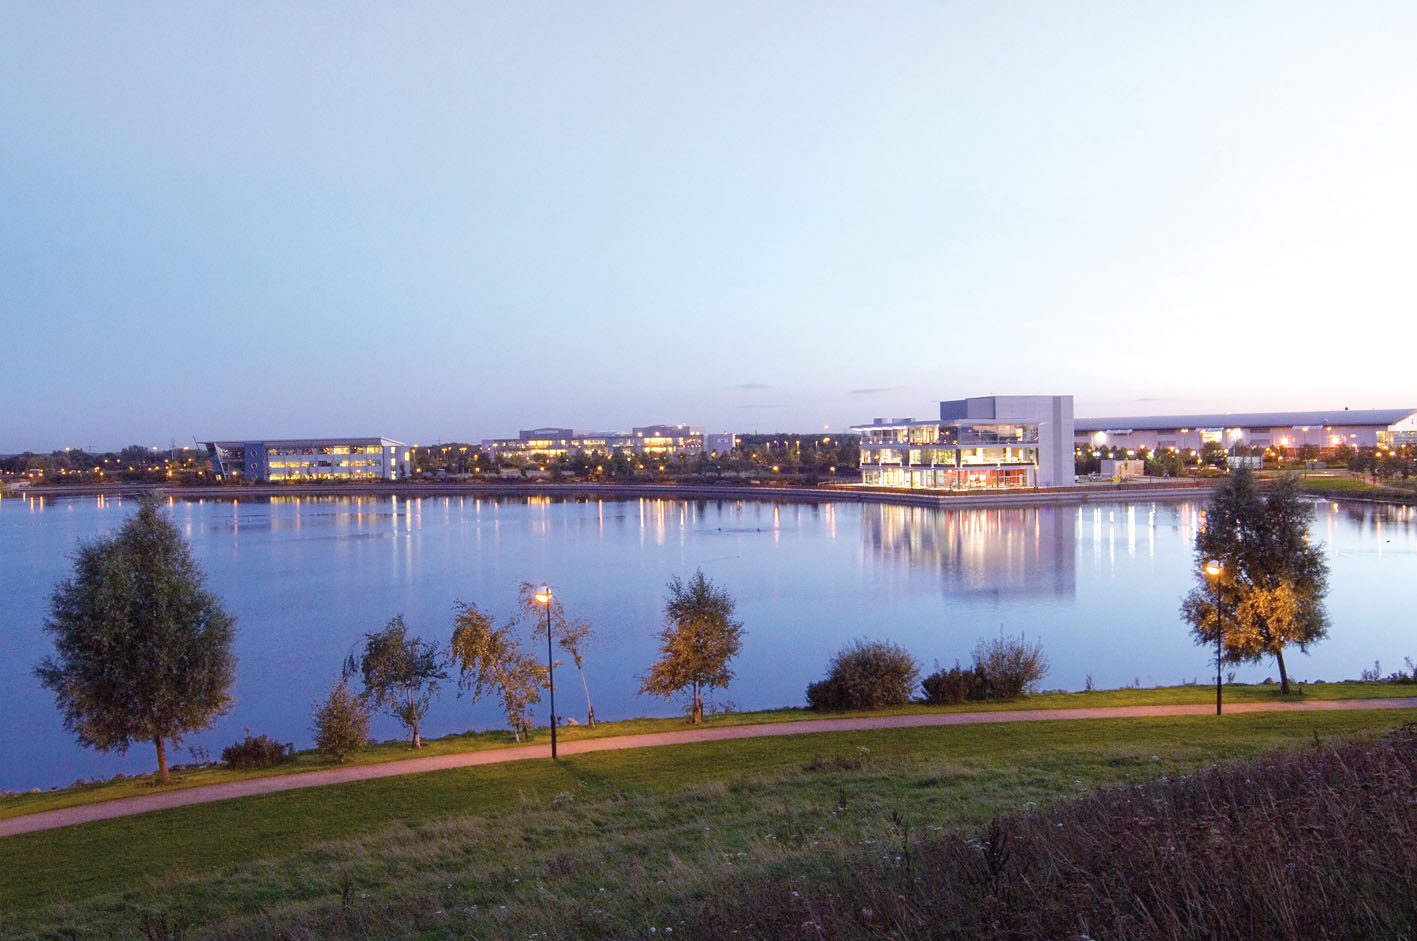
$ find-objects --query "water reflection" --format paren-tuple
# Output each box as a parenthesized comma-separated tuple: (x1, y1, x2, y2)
(862, 504, 1076, 598)
(5, 491, 1417, 791)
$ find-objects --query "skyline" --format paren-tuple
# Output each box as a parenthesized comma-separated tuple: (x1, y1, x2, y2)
(5, 3, 1415, 452)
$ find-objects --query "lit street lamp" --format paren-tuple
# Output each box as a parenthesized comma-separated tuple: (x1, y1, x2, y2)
(1205, 559, 1225, 715)
(535, 586, 556, 759)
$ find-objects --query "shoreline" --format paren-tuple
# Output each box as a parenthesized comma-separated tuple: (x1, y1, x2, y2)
(10, 478, 1227, 509)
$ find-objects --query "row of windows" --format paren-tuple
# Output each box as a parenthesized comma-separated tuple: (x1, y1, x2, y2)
(862, 466, 1035, 490)
(862, 447, 1038, 466)
(859, 424, 1039, 446)
(267, 470, 386, 481)
(267, 459, 385, 470)
(264, 445, 386, 456)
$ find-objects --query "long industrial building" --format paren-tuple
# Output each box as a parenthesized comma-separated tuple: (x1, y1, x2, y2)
(203, 438, 412, 482)
(1075, 408, 1417, 454)
(481, 424, 730, 462)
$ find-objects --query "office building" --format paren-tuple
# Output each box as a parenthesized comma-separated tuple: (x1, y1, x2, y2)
(203, 438, 411, 482)
(854, 395, 1074, 490)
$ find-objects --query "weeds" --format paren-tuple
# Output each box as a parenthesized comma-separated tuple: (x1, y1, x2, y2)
(692, 723, 1417, 939)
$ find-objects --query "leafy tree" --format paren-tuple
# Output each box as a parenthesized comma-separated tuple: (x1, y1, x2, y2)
(515, 582, 597, 728)
(35, 492, 236, 785)
(639, 570, 743, 724)
(1180, 469, 1329, 693)
(448, 601, 545, 741)
(346, 616, 446, 748)
(312, 677, 370, 763)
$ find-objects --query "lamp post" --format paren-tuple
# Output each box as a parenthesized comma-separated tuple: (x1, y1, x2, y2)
(535, 587, 556, 759)
(1205, 559, 1225, 715)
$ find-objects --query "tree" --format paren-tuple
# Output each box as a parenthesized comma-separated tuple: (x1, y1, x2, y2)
(448, 601, 545, 742)
(35, 492, 236, 785)
(639, 570, 743, 724)
(346, 615, 445, 748)
(312, 677, 370, 763)
(515, 582, 597, 728)
(1180, 469, 1329, 693)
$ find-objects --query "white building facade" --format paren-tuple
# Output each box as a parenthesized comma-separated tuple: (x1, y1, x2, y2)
(203, 437, 411, 482)
(854, 395, 1074, 490)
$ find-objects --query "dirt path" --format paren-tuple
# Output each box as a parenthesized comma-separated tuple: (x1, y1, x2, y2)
(5, 697, 1415, 837)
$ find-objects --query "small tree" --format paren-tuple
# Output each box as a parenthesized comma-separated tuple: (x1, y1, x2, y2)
(448, 601, 545, 742)
(973, 633, 1049, 699)
(346, 616, 446, 748)
(1180, 469, 1329, 693)
(514, 582, 597, 728)
(312, 677, 370, 763)
(35, 492, 236, 785)
(639, 570, 744, 724)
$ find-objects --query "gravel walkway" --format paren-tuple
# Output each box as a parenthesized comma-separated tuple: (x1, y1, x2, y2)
(5, 696, 1415, 837)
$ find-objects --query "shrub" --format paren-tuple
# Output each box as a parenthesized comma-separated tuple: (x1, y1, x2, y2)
(974, 633, 1049, 699)
(805, 678, 847, 711)
(807, 640, 919, 711)
(921, 660, 987, 705)
(220, 732, 294, 770)
(312, 678, 370, 763)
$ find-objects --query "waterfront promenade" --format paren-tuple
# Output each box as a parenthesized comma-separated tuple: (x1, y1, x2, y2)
(4, 695, 1414, 837)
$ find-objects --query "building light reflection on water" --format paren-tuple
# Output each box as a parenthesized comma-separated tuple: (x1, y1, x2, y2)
(862, 503, 1077, 599)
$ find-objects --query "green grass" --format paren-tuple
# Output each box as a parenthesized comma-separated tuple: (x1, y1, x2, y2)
(3, 680, 1413, 821)
(1300, 476, 1384, 492)
(2, 708, 1415, 938)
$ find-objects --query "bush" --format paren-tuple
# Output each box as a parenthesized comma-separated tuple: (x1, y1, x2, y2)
(921, 660, 987, 705)
(312, 678, 370, 763)
(805, 678, 847, 711)
(807, 640, 919, 711)
(221, 732, 294, 770)
(974, 633, 1048, 699)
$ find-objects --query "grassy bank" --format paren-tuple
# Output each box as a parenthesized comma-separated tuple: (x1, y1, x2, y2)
(3, 680, 1413, 821)
(2, 708, 1414, 937)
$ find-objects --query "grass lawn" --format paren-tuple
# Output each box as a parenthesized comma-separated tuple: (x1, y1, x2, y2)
(2, 707, 1415, 937)
(2, 680, 1413, 822)
(1300, 476, 1383, 492)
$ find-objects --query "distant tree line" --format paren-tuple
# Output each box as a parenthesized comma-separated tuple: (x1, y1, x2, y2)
(2, 446, 213, 484)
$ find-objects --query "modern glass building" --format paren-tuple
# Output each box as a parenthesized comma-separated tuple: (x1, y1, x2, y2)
(202, 438, 411, 482)
(481, 424, 708, 462)
(853, 395, 1074, 490)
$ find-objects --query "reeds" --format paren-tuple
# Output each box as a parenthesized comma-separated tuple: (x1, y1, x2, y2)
(696, 723, 1417, 939)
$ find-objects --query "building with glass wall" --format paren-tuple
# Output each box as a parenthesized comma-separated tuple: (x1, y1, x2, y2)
(853, 395, 1074, 490)
(481, 424, 709, 462)
(203, 437, 411, 482)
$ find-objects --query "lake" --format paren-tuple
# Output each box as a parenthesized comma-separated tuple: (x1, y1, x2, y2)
(2, 490, 1413, 791)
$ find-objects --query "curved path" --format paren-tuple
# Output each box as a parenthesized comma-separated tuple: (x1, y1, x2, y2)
(5, 697, 1415, 837)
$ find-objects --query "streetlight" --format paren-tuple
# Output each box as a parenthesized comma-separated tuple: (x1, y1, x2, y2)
(1205, 559, 1225, 715)
(535, 586, 556, 759)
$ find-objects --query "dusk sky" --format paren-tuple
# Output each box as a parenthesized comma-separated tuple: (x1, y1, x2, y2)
(4, 3, 1414, 453)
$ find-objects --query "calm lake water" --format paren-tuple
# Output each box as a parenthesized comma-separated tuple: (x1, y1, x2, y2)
(2, 491, 1414, 791)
